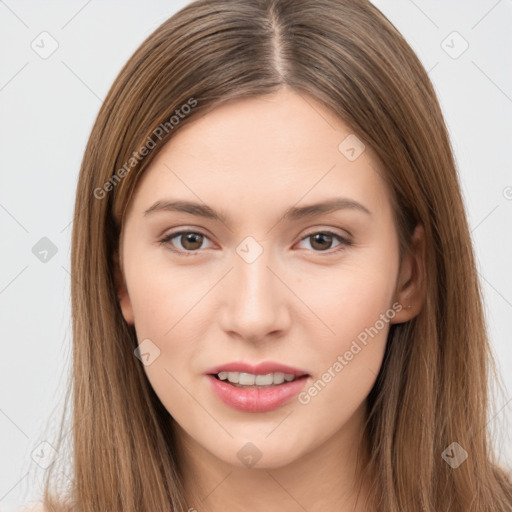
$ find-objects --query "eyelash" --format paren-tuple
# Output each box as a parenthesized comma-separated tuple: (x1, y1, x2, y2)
(158, 229, 352, 257)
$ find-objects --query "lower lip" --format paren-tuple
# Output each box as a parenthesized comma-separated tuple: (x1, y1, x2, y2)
(206, 375, 309, 413)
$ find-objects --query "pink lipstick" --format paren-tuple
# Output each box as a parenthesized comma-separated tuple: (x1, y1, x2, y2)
(205, 361, 310, 413)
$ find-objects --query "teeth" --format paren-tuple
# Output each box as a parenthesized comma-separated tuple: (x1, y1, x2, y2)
(272, 373, 285, 385)
(217, 371, 299, 386)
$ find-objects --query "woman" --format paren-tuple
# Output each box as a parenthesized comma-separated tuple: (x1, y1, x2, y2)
(36, 0, 512, 510)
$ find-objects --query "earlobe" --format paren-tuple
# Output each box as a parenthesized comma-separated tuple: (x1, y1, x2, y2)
(391, 224, 426, 324)
(113, 250, 135, 325)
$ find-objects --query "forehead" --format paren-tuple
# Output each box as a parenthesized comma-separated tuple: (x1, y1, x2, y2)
(127, 89, 390, 220)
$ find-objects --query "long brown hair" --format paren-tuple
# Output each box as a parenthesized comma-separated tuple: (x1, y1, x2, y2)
(40, 0, 512, 510)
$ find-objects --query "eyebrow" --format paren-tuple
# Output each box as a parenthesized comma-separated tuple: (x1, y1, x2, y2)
(143, 197, 371, 223)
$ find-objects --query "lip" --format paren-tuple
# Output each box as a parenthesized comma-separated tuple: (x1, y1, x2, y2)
(204, 361, 309, 377)
(206, 374, 309, 413)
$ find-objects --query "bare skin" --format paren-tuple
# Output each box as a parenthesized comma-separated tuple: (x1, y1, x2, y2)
(115, 87, 425, 512)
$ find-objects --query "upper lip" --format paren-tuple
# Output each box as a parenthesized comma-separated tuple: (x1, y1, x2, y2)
(205, 361, 309, 377)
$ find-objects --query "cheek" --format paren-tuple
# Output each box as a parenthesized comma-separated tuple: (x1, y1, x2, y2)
(331, 264, 397, 341)
(127, 270, 203, 419)
(290, 278, 395, 449)
(310, 273, 394, 382)
(300, 235, 398, 344)
(298, 239, 399, 410)
(299, 262, 398, 418)
(122, 248, 203, 397)
(124, 237, 208, 338)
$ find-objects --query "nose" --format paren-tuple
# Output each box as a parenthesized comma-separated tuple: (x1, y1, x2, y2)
(218, 243, 290, 343)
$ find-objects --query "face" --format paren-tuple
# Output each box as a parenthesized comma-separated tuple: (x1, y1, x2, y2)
(116, 88, 420, 470)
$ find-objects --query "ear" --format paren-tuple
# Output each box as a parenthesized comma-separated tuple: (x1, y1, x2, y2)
(390, 223, 426, 324)
(113, 249, 135, 325)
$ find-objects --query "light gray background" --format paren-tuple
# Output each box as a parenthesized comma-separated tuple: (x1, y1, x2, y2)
(1, 1, 511, 510)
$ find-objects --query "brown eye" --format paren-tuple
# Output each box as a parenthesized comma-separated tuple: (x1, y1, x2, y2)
(309, 232, 334, 251)
(298, 230, 352, 254)
(179, 232, 204, 251)
(159, 231, 211, 254)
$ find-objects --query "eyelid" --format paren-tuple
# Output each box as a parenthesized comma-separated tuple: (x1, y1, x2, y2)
(301, 227, 352, 243)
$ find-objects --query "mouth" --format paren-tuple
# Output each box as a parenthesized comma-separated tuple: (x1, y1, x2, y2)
(206, 370, 311, 413)
(210, 371, 309, 389)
